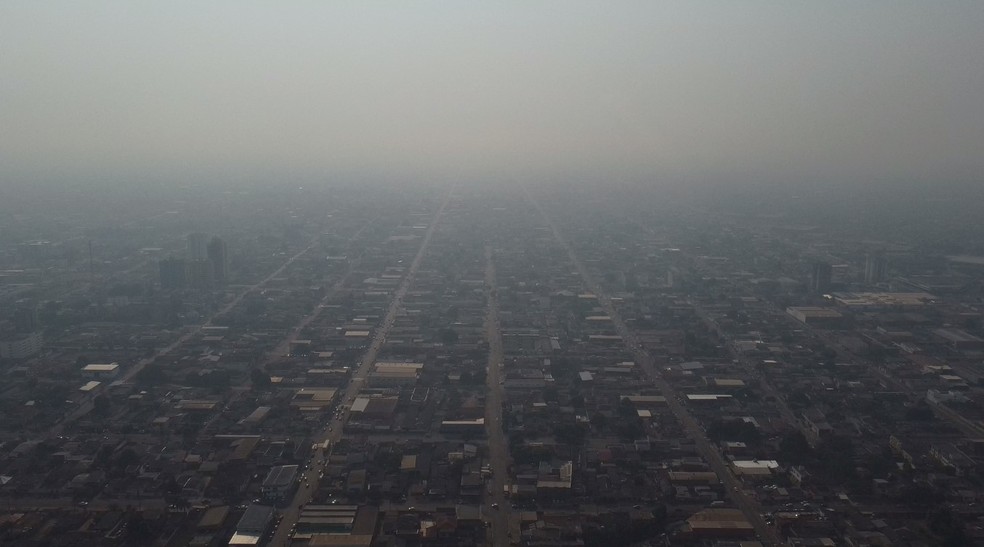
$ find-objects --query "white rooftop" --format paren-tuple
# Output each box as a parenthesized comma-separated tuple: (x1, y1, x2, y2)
(83, 363, 119, 372)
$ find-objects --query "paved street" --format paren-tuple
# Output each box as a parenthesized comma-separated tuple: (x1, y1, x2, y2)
(483, 245, 512, 545)
(529, 191, 784, 547)
(47, 234, 329, 438)
(269, 190, 452, 546)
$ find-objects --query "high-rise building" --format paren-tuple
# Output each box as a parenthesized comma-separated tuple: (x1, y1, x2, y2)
(810, 261, 833, 294)
(10, 301, 40, 332)
(2, 301, 42, 359)
(159, 257, 187, 289)
(0, 332, 43, 359)
(186, 259, 213, 289)
(207, 236, 229, 285)
(187, 232, 207, 261)
(864, 253, 887, 284)
(19, 240, 51, 263)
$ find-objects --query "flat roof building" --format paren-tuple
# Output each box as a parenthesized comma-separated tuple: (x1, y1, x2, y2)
(682, 508, 756, 539)
(229, 504, 274, 546)
(832, 291, 936, 308)
(786, 307, 843, 325)
(621, 395, 667, 405)
(262, 465, 298, 501)
(291, 388, 338, 411)
(933, 328, 984, 350)
(82, 363, 120, 378)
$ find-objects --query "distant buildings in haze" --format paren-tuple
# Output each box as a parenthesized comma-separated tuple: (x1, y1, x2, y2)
(864, 252, 887, 284)
(810, 261, 832, 294)
(158, 233, 229, 289)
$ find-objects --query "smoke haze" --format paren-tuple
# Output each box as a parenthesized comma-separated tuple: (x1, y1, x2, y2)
(2, 2, 983, 189)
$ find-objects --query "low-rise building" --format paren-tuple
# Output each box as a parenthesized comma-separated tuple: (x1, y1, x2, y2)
(262, 465, 298, 502)
(82, 362, 120, 379)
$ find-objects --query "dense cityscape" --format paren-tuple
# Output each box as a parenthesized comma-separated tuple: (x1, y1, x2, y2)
(5, 2, 984, 546)
(1, 183, 983, 546)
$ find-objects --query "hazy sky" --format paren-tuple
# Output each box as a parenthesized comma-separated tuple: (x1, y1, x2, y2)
(2, 1, 983, 189)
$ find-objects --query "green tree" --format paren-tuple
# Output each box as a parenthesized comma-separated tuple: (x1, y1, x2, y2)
(125, 512, 153, 542)
(440, 328, 459, 345)
(706, 419, 761, 444)
(555, 424, 588, 447)
(904, 403, 934, 421)
(93, 394, 111, 416)
(929, 506, 968, 547)
(136, 363, 168, 387)
(778, 431, 812, 465)
(250, 367, 271, 390)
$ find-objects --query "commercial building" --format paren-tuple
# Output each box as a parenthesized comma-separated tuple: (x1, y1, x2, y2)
(369, 362, 423, 387)
(158, 257, 187, 289)
(261, 465, 298, 502)
(229, 504, 274, 546)
(0, 331, 43, 359)
(786, 307, 844, 326)
(295, 504, 359, 534)
(831, 292, 936, 308)
(196, 505, 230, 531)
(187, 232, 208, 261)
(810, 261, 833, 293)
(933, 328, 984, 351)
(82, 363, 120, 379)
(207, 236, 228, 285)
(290, 388, 338, 411)
(186, 259, 213, 289)
(864, 253, 887, 284)
(681, 508, 756, 539)
(440, 418, 485, 436)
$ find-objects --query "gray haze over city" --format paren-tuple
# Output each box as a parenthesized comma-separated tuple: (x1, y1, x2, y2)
(2, 3, 984, 547)
(3, 2, 984, 190)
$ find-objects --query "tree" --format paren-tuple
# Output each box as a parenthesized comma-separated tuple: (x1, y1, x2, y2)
(815, 435, 856, 483)
(93, 445, 114, 469)
(125, 512, 153, 542)
(929, 506, 968, 547)
(897, 481, 941, 508)
(116, 448, 141, 470)
(374, 449, 402, 473)
(555, 424, 587, 447)
(509, 430, 525, 448)
(93, 394, 111, 416)
(582, 506, 667, 547)
(250, 367, 271, 390)
(440, 328, 459, 345)
(787, 389, 811, 408)
(616, 417, 645, 441)
(136, 363, 168, 387)
(570, 394, 585, 409)
(778, 432, 812, 465)
(617, 397, 637, 418)
(35, 383, 71, 408)
(905, 403, 934, 421)
(551, 358, 575, 380)
(706, 419, 761, 444)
